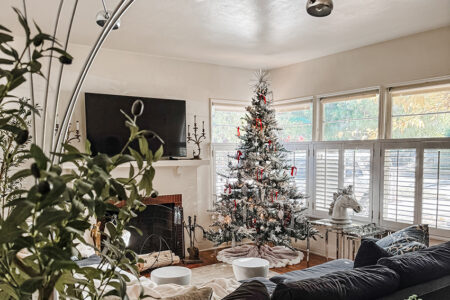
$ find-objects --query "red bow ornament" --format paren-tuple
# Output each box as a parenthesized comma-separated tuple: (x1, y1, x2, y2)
(237, 150, 242, 163)
(224, 184, 232, 195)
(258, 94, 266, 104)
(291, 166, 297, 176)
(256, 169, 263, 181)
(255, 118, 263, 131)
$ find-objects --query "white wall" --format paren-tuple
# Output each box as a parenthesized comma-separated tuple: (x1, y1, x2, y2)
(271, 26, 450, 101)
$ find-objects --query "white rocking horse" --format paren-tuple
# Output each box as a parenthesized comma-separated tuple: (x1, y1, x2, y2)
(328, 185, 361, 225)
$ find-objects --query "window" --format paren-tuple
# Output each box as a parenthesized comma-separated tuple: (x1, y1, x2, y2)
(284, 147, 309, 193)
(213, 147, 236, 197)
(314, 148, 339, 211)
(382, 148, 416, 224)
(321, 91, 379, 141)
(313, 145, 373, 218)
(211, 100, 247, 205)
(390, 83, 450, 139)
(344, 148, 372, 218)
(211, 102, 246, 143)
(276, 100, 313, 142)
(422, 149, 450, 230)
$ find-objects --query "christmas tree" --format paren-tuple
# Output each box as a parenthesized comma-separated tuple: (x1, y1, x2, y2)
(206, 71, 317, 266)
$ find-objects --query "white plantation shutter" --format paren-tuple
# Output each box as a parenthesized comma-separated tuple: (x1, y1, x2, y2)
(344, 149, 372, 218)
(213, 148, 236, 198)
(422, 149, 450, 230)
(285, 149, 308, 192)
(382, 149, 416, 224)
(315, 148, 339, 211)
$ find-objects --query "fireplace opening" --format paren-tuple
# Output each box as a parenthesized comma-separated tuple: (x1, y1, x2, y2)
(127, 203, 183, 257)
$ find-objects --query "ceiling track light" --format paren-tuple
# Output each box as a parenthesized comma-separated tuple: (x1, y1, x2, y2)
(306, 0, 333, 17)
(96, 0, 120, 30)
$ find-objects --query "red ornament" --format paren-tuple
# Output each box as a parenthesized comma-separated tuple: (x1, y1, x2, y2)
(258, 94, 266, 104)
(256, 169, 263, 181)
(224, 184, 232, 195)
(234, 199, 237, 209)
(237, 150, 242, 163)
(237, 126, 240, 136)
(291, 166, 297, 176)
(255, 118, 263, 131)
(276, 191, 278, 201)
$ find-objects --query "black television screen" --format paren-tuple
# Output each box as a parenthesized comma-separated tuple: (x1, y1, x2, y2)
(85, 93, 186, 157)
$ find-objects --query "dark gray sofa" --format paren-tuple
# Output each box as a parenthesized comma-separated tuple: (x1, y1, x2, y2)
(233, 242, 450, 300)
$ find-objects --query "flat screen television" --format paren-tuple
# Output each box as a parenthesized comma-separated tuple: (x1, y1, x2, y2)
(85, 93, 186, 157)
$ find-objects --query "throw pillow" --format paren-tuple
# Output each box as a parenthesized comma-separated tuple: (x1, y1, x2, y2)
(222, 280, 270, 300)
(271, 265, 400, 300)
(384, 240, 427, 256)
(164, 287, 213, 300)
(376, 224, 429, 249)
(378, 241, 450, 289)
(354, 240, 392, 268)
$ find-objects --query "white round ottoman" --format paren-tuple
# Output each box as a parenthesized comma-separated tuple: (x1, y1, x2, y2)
(232, 257, 269, 281)
(151, 266, 192, 285)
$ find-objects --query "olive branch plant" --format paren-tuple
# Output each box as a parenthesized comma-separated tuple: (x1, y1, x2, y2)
(0, 7, 161, 300)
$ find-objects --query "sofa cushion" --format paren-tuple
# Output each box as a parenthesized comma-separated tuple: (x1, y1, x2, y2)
(271, 265, 400, 300)
(239, 277, 277, 295)
(378, 241, 450, 289)
(222, 280, 270, 300)
(354, 240, 392, 268)
(376, 224, 429, 250)
(270, 259, 354, 284)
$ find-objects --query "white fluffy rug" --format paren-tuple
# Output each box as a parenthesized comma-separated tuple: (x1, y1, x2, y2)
(217, 244, 304, 268)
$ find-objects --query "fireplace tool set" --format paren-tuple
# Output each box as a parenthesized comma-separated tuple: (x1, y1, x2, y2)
(183, 215, 205, 264)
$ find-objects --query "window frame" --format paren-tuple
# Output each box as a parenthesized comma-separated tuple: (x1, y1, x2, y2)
(385, 78, 450, 139)
(318, 87, 382, 142)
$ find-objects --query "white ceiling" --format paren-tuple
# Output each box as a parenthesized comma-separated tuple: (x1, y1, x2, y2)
(1, 0, 450, 69)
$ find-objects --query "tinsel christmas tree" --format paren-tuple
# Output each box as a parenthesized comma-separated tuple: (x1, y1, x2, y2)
(206, 71, 317, 256)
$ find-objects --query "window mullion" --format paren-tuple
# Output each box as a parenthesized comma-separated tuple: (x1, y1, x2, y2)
(415, 144, 424, 225)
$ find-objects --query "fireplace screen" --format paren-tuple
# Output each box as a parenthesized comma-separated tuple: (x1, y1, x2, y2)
(127, 204, 184, 258)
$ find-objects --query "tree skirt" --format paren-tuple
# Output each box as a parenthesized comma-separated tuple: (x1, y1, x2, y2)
(216, 244, 303, 268)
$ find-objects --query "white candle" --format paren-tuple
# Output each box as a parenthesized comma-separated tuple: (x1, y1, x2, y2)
(76, 121, 79, 130)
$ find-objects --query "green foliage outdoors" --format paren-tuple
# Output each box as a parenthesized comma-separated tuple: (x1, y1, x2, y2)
(392, 90, 450, 138)
(0, 8, 162, 299)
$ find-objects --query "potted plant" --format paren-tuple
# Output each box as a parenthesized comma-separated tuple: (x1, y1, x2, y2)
(0, 8, 160, 299)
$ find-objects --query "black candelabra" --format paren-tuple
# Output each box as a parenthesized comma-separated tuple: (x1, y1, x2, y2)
(187, 115, 206, 160)
(55, 119, 80, 145)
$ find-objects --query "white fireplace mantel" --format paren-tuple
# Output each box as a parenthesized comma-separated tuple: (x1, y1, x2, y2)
(62, 159, 210, 173)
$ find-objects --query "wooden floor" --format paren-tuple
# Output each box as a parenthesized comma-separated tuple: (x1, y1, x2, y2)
(178, 249, 327, 274)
